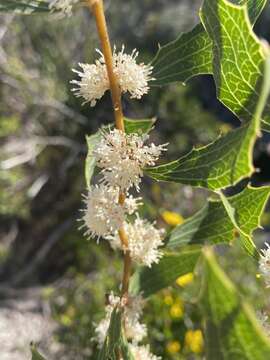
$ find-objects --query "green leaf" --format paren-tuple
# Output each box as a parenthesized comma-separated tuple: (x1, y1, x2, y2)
(145, 119, 258, 190)
(219, 186, 270, 257)
(130, 246, 201, 297)
(151, 24, 213, 85)
(85, 132, 101, 189)
(31, 345, 47, 360)
(200, 0, 270, 131)
(168, 186, 270, 257)
(0, 0, 50, 14)
(98, 307, 122, 360)
(85, 117, 156, 188)
(151, 0, 266, 86)
(147, 52, 270, 190)
(201, 248, 270, 359)
(124, 117, 156, 135)
(98, 307, 134, 360)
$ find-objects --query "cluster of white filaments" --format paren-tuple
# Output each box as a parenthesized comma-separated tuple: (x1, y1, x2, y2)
(48, 0, 79, 16)
(71, 46, 154, 106)
(81, 128, 166, 267)
(95, 293, 160, 359)
(95, 292, 146, 346)
(94, 129, 167, 191)
(108, 215, 165, 267)
(257, 310, 270, 337)
(259, 242, 270, 287)
(80, 185, 140, 240)
(128, 344, 161, 360)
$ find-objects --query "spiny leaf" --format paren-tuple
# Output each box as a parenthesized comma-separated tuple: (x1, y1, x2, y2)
(0, 0, 50, 14)
(151, 24, 212, 85)
(151, 0, 266, 86)
(130, 246, 201, 297)
(145, 118, 258, 190)
(201, 248, 270, 359)
(146, 51, 270, 190)
(85, 117, 156, 188)
(168, 186, 270, 257)
(200, 0, 270, 131)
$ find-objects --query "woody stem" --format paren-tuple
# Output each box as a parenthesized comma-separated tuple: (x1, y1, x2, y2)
(89, 0, 131, 298)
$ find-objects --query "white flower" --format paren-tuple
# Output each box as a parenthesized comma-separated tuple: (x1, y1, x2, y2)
(257, 310, 270, 337)
(94, 293, 146, 347)
(80, 185, 139, 240)
(71, 46, 153, 106)
(259, 243, 270, 287)
(94, 129, 167, 191)
(113, 45, 154, 99)
(48, 0, 78, 17)
(71, 62, 109, 107)
(125, 195, 142, 215)
(107, 215, 165, 267)
(129, 344, 161, 360)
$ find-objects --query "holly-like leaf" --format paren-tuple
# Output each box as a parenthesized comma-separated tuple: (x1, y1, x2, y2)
(151, 0, 266, 86)
(200, 0, 270, 131)
(146, 52, 270, 190)
(130, 246, 201, 297)
(145, 118, 259, 190)
(201, 248, 270, 359)
(85, 117, 156, 188)
(168, 186, 270, 257)
(0, 0, 50, 14)
(151, 24, 213, 86)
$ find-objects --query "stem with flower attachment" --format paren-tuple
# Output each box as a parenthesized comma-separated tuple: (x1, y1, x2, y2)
(88, 0, 132, 299)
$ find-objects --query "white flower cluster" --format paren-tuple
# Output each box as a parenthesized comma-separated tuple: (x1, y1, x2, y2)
(108, 215, 165, 267)
(48, 0, 79, 17)
(129, 344, 161, 360)
(257, 310, 270, 337)
(94, 129, 167, 191)
(71, 46, 154, 106)
(81, 128, 166, 267)
(94, 292, 146, 346)
(95, 293, 160, 360)
(81, 185, 140, 240)
(259, 242, 270, 287)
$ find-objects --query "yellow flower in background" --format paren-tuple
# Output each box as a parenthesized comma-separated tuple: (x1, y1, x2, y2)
(161, 211, 184, 226)
(176, 272, 194, 287)
(170, 299, 184, 319)
(166, 340, 181, 354)
(185, 329, 204, 354)
(59, 314, 73, 327)
(164, 294, 174, 305)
